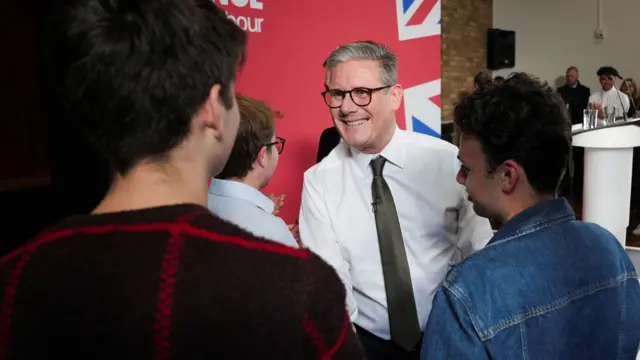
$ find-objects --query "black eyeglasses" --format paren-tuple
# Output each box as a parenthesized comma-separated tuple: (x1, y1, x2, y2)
(321, 86, 391, 108)
(264, 136, 285, 154)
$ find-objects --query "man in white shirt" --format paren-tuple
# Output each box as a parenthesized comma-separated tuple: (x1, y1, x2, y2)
(298, 40, 494, 360)
(588, 66, 630, 118)
(208, 95, 298, 247)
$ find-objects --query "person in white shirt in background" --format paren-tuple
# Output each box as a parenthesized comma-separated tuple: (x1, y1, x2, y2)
(208, 94, 299, 247)
(588, 66, 630, 118)
(298, 40, 494, 360)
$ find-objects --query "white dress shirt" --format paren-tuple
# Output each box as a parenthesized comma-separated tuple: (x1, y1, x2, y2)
(207, 178, 298, 247)
(589, 88, 630, 117)
(299, 127, 493, 340)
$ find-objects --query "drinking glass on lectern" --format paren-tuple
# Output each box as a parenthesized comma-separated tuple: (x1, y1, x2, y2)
(582, 109, 591, 128)
(604, 106, 615, 124)
(588, 109, 597, 128)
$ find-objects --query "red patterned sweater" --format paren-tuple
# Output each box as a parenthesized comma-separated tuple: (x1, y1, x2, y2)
(0, 204, 364, 359)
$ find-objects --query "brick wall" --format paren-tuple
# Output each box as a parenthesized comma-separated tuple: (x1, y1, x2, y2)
(441, 0, 493, 121)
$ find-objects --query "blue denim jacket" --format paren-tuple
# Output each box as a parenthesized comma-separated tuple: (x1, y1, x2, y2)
(421, 199, 640, 359)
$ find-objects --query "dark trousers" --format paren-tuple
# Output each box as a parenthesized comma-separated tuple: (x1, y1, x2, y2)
(355, 325, 421, 360)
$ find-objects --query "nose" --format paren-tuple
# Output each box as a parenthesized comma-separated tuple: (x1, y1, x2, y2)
(339, 93, 359, 115)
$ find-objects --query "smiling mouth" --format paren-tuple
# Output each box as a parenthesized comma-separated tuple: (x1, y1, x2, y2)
(341, 118, 369, 126)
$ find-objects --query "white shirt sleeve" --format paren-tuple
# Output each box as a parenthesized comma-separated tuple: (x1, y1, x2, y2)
(298, 170, 358, 322)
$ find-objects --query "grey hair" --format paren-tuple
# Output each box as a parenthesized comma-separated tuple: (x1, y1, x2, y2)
(566, 66, 579, 73)
(323, 40, 397, 86)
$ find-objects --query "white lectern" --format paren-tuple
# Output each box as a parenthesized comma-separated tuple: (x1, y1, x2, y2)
(572, 118, 640, 247)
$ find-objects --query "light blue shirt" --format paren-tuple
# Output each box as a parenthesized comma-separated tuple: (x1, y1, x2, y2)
(207, 178, 298, 247)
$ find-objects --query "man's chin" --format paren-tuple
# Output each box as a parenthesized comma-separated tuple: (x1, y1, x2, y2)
(341, 137, 369, 151)
(472, 202, 491, 219)
(337, 130, 359, 144)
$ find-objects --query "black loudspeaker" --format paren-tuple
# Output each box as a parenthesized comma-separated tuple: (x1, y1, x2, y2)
(487, 28, 515, 70)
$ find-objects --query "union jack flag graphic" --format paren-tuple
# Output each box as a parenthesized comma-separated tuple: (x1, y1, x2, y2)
(394, 0, 441, 137)
(396, 0, 440, 41)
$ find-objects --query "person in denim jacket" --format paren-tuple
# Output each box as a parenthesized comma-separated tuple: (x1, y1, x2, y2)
(421, 73, 640, 360)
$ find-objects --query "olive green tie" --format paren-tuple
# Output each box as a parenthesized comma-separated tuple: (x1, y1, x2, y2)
(370, 156, 421, 352)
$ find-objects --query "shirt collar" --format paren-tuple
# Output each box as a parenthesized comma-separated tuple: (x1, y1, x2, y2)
(208, 178, 274, 213)
(489, 198, 575, 246)
(349, 126, 406, 175)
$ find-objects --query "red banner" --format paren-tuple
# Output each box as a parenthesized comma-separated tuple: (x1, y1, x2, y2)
(218, 0, 442, 223)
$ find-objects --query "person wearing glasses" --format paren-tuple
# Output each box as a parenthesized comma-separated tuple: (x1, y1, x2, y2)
(208, 95, 299, 247)
(299, 40, 494, 360)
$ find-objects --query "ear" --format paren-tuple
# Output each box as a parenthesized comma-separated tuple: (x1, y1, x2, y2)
(500, 159, 521, 194)
(198, 84, 224, 138)
(255, 146, 268, 169)
(390, 84, 403, 111)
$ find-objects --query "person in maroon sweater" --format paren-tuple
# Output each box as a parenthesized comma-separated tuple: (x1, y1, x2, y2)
(0, 0, 364, 359)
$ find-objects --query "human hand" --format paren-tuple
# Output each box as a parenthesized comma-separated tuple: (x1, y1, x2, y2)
(268, 194, 285, 216)
(288, 223, 301, 247)
(589, 102, 601, 110)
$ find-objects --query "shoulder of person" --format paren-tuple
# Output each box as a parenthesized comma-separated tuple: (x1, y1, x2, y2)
(191, 212, 339, 294)
(304, 251, 347, 294)
(187, 209, 301, 252)
(400, 128, 454, 146)
(192, 213, 352, 333)
(305, 142, 349, 180)
(399, 129, 459, 159)
(439, 241, 504, 307)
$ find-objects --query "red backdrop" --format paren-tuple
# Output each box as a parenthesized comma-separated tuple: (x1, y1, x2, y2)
(217, 0, 441, 223)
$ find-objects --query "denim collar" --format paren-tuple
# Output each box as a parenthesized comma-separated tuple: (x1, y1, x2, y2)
(488, 198, 575, 246)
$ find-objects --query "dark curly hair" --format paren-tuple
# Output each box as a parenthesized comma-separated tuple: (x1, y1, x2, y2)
(596, 66, 619, 78)
(454, 72, 571, 194)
